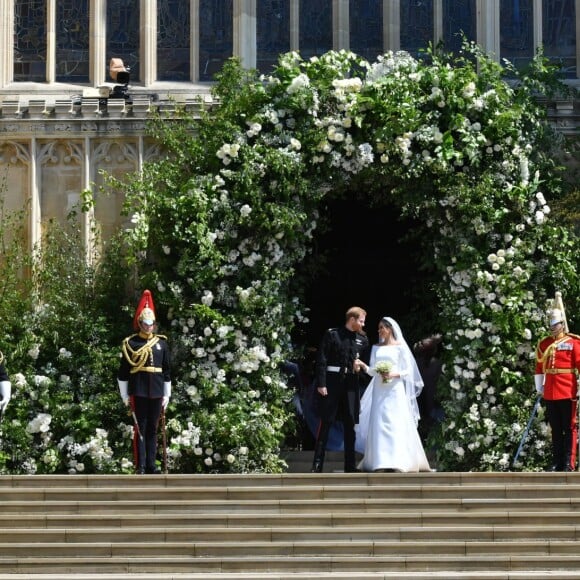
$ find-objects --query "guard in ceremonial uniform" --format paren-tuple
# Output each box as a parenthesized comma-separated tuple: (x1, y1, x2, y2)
(0, 352, 11, 419)
(118, 290, 171, 474)
(535, 306, 580, 472)
(311, 306, 369, 473)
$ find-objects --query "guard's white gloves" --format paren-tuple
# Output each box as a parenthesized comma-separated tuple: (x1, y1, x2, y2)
(117, 380, 130, 406)
(0, 381, 11, 412)
(534, 374, 544, 395)
(162, 381, 171, 410)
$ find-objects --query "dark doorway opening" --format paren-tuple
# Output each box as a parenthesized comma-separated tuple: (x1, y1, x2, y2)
(298, 198, 436, 351)
(288, 197, 440, 451)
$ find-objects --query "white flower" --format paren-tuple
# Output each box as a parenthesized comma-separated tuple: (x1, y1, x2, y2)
(290, 138, 302, 151)
(201, 290, 214, 306)
(287, 73, 310, 94)
(240, 204, 252, 217)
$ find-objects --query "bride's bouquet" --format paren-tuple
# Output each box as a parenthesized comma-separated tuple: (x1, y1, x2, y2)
(374, 360, 393, 383)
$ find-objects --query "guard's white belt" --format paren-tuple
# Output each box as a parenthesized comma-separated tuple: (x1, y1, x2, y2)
(326, 366, 341, 372)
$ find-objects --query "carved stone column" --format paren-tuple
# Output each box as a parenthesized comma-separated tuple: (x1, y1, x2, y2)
(91, 0, 107, 86)
(191, 0, 199, 81)
(384, 0, 400, 52)
(0, 0, 14, 87)
(334, 0, 350, 51)
(234, 0, 256, 70)
(477, 0, 500, 61)
(47, 0, 56, 83)
(141, 0, 156, 86)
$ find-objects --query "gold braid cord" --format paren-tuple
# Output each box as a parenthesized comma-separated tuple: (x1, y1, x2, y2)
(537, 336, 572, 373)
(121, 334, 165, 374)
(0, 351, 4, 365)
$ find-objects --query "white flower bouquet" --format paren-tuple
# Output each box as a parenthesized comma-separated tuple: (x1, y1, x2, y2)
(374, 361, 393, 383)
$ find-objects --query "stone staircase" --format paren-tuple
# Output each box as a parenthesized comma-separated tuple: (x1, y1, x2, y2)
(1, 455, 580, 579)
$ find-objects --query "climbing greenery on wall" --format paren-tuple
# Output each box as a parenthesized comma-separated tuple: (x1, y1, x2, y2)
(122, 43, 578, 473)
(0, 43, 577, 474)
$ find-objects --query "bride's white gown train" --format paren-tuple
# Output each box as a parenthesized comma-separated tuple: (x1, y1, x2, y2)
(355, 344, 431, 473)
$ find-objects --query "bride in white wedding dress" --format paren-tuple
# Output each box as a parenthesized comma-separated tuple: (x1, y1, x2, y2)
(354, 317, 431, 473)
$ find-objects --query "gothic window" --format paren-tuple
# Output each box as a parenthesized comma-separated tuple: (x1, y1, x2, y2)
(349, 0, 383, 62)
(56, 0, 90, 83)
(158, 0, 191, 81)
(107, 0, 140, 81)
(500, 0, 534, 71)
(14, 0, 46, 82)
(442, 0, 476, 53)
(199, 0, 233, 82)
(543, 0, 576, 78)
(257, 0, 290, 74)
(401, 0, 434, 59)
(299, 0, 332, 59)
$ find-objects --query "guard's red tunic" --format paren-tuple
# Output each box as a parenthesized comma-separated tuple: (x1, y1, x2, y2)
(535, 333, 580, 400)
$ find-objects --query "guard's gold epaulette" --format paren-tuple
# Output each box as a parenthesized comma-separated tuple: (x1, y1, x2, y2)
(123, 333, 167, 341)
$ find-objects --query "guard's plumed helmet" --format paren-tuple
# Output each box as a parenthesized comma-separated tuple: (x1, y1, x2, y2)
(133, 289, 156, 330)
(549, 308, 564, 327)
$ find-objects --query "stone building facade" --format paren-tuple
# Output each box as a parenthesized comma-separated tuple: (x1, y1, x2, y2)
(0, 0, 578, 254)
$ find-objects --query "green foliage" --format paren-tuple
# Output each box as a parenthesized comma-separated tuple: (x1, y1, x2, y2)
(117, 44, 577, 473)
(0, 212, 133, 474)
(0, 43, 577, 474)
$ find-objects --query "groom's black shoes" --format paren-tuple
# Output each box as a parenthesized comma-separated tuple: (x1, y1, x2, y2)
(311, 459, 323, 473)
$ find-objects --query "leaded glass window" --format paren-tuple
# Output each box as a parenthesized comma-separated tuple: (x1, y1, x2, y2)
(400, 0, 434, 59)
(299, 0, 332, 59)
(107, 0, 140, 81)
(199, 0, 233, 82)
(56, 0, 90, 83)
(500, 0, 534, 71)
(158, 0, 191, 81)
(350, 0, 383, 62)
(14, 0, 47, 82)
(257, 0, 290, 73)
(442, 0, 476, 53)
(543, 0, 576, 78)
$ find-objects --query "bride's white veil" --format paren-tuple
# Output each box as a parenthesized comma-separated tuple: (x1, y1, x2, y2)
(355, 316, 426, 454)
(384, 316, 424, 425)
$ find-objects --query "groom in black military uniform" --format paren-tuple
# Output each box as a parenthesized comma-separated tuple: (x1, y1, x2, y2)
(311, 306, 369, 473)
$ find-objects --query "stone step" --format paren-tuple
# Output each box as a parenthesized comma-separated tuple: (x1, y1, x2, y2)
(0, 496, 576, 514)
(1, 538, 580, 558)
(0, 509, 578, 530)
(1, 471, 579, 577)
(1, 480, 579, 502)
(2, 574, 580, 580)
(0, 470, 577, 488)
(0, 523, 577, 542)
(5, 554, 580, 574)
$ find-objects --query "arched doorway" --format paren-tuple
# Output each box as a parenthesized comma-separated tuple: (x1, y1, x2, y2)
(301, 198, 436, 350)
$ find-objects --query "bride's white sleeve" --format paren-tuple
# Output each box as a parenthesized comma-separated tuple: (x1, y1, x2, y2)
(355, 345, 378, 454)
(365, 345, 378, 376)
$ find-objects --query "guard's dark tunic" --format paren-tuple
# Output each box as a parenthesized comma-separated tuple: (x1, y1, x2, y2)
(118, 333, 171, 396)
(315, 326, 369, 423)
(118, 332, 171, 471)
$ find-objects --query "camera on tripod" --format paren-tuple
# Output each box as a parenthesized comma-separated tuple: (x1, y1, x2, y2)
(109, 58, 131, 100)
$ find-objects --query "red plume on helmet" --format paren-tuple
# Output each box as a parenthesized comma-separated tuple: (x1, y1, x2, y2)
(133, 289, 156, 331)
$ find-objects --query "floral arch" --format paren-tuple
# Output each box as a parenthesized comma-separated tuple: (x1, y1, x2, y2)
(116, 45, 578, 473)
